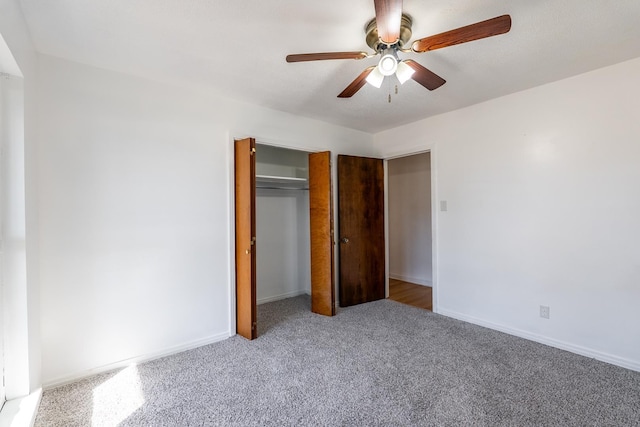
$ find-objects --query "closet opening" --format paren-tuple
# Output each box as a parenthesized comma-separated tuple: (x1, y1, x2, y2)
(255, 144, 311, 306)
(387, 152, 433, 311)
(234, 138, 334, 340)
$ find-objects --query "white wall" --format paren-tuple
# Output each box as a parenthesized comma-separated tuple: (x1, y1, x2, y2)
(36, 54, 375, 386)
(0, 0, 41, 397)
(374, 57, 640, 370)
(388, 153, 432, 286)
(256, 189, 310, 303)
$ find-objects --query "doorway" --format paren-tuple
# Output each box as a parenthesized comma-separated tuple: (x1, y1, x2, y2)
(234, 138, 335, 340)
(387, 152, 433, 311)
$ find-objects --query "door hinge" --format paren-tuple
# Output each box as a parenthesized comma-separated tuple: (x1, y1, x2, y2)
(250, 147, 256, 156)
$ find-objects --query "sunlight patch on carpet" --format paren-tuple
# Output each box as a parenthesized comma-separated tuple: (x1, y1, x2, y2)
(91, 365, 144, 425)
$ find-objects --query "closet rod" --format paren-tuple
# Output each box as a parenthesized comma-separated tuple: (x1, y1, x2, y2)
(256, 186, 309, 191)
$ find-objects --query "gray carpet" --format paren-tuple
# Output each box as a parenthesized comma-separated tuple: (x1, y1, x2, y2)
(36, 295, 640, 426)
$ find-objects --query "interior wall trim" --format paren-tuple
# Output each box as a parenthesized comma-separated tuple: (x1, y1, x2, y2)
(389, 274, 432, 287)
(43, 332, 231, 389)
(438, 308, 640, 373)
(0, 388, 42, 427)
(257, 290, 309, 306)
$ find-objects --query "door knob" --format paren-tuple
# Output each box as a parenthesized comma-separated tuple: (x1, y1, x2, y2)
(340, 237, 349, 244)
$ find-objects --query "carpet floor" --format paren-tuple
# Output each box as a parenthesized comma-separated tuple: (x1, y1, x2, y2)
(36, 295, 640, 426)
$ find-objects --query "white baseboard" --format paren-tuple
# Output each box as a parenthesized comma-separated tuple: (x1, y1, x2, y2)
(389, 273, 432, 287)
(43, 332, 231, 390)
(0, 388, 42, 427)
(438, 308, 640, 372)
(258, 290, 308, 305)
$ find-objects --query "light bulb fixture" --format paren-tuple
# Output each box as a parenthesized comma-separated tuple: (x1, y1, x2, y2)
(365, 49, 413, 89)
(395, 60, 415, 84)
(365, 66, 385, 88)
(378, 54, 398, 76)
(366, 49, 398, 88)
(378, 49, 398, 76)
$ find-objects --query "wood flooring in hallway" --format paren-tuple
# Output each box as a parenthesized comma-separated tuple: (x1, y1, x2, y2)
(388, 278, 432, 311)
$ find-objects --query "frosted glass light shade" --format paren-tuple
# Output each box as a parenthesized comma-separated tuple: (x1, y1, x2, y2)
(365, 66, 385, 88)
(378, 53, 398, 76)
(396, 61, 415, 84)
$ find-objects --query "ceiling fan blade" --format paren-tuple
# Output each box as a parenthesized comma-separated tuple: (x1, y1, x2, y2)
(411, 15, 511, 53)
(338, 66, 376, 98)
(286, 52, 369, 63)
(374, 0, 403, 44)
(404, 60, 446, 91)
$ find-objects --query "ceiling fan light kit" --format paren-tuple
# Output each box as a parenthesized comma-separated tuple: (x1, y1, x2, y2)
(365, 66, 385, 88)
(366, 50, 414, 88)
(395, 61, 415, 84)
(286, 0, 512, 99)
(378, 51, 398, 76)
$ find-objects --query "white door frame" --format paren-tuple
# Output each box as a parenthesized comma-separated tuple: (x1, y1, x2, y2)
(383, 148, 438, 312)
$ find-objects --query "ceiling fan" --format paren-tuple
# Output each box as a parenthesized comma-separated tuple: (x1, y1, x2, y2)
(286, 0, 511, 98)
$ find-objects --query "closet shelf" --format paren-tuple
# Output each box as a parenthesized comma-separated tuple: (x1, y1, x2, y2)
(256, 175, 308, 190)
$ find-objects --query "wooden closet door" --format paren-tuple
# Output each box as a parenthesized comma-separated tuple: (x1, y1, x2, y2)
(235, 138, 257, 340)
(337, 155, 385, 307)
(309, 151, 335, 316)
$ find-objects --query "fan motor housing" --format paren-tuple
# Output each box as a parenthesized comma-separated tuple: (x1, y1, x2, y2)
(365, 13, 413, 51)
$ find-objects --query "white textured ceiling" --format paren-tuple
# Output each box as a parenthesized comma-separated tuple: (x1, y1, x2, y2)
(18, 0, 640, 133)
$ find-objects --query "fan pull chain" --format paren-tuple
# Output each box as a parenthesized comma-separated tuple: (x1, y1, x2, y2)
(388, 83, 399, 103)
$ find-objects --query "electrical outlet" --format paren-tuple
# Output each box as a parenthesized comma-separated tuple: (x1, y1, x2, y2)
(540, 305, 550, 319)
(440, 200, 448, 212)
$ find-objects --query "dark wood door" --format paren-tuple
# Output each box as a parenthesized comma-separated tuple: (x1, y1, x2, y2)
(337, 155, 385, 307)
(309, 151, 335, 316)
(235, 138, 257, 339)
